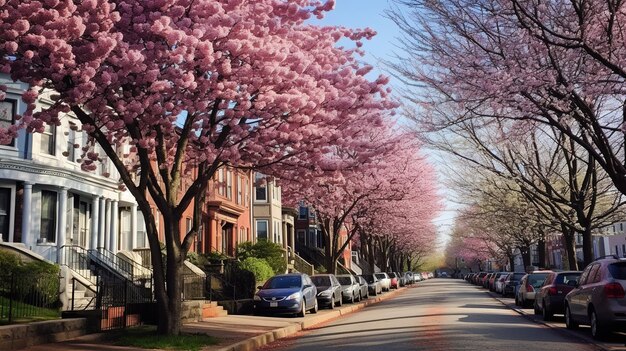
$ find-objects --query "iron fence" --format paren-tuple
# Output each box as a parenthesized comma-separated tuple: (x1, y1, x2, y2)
(0, 272, 61, 325)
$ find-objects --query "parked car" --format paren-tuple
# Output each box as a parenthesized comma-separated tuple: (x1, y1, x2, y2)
(253, 273, 318, 317)
(355, 275, 370, 300)
(516, 271, 552, 307)
(374, 272, 391, 291)
(311, 274, 343, 309)
(414, 272, 423, 282)
(387, 272, 399, 289)
(336, 274, 361, 303)
(489, 272, 507, 292)
(565, 256, 626, 339)
(503, 272, 526, 297)
(483, 273, 494, 288)
(494, 273, 510, 294)
(396, 272, 406, 287)
(475, 272, 488, 285)
(533, 271, 581, 320)
(361, 274, 382, 296)
(404, 272, 415, 285)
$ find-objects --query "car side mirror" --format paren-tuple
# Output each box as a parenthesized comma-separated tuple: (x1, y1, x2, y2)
(257, 286, 264, 290)
(303, 284, 312, 289)
(567, 280, 578, 287)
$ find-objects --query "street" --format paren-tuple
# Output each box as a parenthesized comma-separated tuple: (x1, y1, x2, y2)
(261, 279, 608, 351)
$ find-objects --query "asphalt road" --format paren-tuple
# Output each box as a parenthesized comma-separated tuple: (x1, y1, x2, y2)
(261, 278, 605, 351)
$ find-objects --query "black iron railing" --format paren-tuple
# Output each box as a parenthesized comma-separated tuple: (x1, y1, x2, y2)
(0, 273, 60, 325)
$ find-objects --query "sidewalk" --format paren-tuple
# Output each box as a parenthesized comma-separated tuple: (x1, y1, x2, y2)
(22, 286, 409, 351)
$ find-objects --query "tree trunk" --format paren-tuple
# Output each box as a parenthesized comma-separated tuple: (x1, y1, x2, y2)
(367, 236, 375, 273)
(581, 226, 593, 267)
(537, 236, 546, 269)
(561, 224, 578, 271)
(161, 214, 184, 335)
(520, 245, 531, 270)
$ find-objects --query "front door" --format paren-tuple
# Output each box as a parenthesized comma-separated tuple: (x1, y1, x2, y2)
(0, 188, 10, 242)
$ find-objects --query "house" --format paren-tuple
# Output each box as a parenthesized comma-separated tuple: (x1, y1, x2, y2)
(0, 76, 141, 264)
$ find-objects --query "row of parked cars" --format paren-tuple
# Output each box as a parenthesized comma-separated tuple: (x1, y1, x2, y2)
(253, 271, 432, 317)
(464, 255, 626, 339)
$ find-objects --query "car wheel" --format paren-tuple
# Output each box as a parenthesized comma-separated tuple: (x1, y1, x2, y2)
(329, 296, 335, 309)
(310, 299, 318, 314)
(590, 309, 606, 340)
(350, 294, 355, 304)
(533, 300, 541, 315)
(565, 305, 578, 330)
(297, 299, 306, 318)
(542, 301, 553, 321)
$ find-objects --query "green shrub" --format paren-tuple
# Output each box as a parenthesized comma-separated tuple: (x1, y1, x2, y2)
(0, 250, 60, 308)
(236, 241, 286, 275)
(239, 257, 274, 283)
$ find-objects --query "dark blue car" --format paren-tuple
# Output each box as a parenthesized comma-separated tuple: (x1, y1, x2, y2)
(253, 273, 318, 317)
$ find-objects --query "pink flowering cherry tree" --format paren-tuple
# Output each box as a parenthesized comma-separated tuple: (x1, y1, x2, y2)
(0, 0, 397, 334)
(280, 130, 440, 273)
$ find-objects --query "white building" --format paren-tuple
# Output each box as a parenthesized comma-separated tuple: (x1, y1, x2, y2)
(0, 76, 146, 264)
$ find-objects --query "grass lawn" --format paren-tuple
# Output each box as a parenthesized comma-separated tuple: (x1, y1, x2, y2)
(113, 326, 219, 351)
(0, 296, 60, 325)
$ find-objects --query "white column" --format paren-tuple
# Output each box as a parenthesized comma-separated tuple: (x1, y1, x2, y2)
(56, 187, 68, 263)
(90, 196, 100, 250)
(103, 198, 111, 250)
(98, 197, 106, 249)
(109, 200, 118, 253)
(21, 182, 33, 246)
(131, 203, 138, 249)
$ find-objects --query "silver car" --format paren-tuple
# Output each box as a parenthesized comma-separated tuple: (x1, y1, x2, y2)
(374, 272, 391, 292)
(336, 274, 361, 303)
(565, 256, 626, 339)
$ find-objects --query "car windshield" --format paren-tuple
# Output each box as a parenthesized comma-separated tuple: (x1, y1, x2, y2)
(555, 273, 581, 285)
(528, 273, 549, 288)
(609, 262, 626, 279)
(388, 273, 397, 278)
(312, 276, 331, 286)
(375, 274, 386, 279)
(362, 275, 375, 283)
(263, 276, 301, 289)
(337, 277, 352, 285)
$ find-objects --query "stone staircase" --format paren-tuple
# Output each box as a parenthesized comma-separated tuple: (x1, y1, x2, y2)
(202, 301, 228, 318)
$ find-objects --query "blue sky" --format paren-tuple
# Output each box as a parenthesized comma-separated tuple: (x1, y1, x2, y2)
(314, 0, 401, 83)
(314, 1, 458, 249)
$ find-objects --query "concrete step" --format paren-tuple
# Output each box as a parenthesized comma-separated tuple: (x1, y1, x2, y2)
(202, 302, 228, 318)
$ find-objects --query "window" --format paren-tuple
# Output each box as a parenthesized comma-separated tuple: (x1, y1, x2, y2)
(623, 245, 626, 258)
(40, 124, 56, 155)
(186, 218, 192, 234)
(0, 188, 10, 242)
(226, 171, 232, 200)
(299, 207, 307, 220)
(245, 178, 250, 207)
(0, 99, 16, 146)
(237, 177, 242, 204)
(255, 173, 267, 201)
(66, 128, 75, 161)
(40, 190, 57, 243)
(218, 169, 224, 196)
(256, 220, 268, 241)
(274, 221, 280, 243)
(622, 223, 624, 232)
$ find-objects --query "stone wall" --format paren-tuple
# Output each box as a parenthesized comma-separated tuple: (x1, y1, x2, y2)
(181, 301, 204, 324)
(0, 318, 86, 351)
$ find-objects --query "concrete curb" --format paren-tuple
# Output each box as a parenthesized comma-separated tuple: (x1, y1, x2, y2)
(214, 286, 409, 351)
(485, 290, 610, 351)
